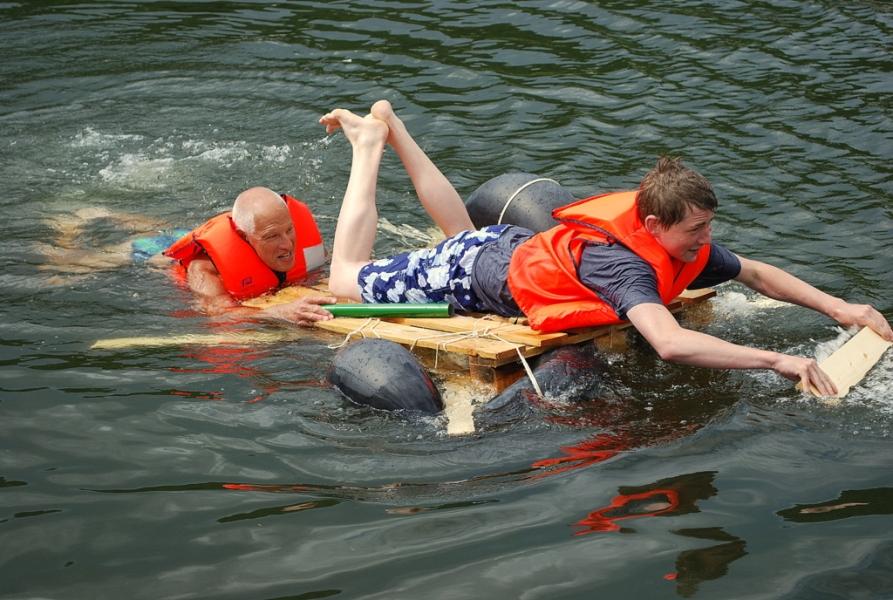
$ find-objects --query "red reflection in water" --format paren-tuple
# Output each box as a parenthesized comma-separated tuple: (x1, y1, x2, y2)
(166, 321, 280, 403)
(222, 483, 311, 493)
(575, 472, 717, 535)
(570, 471, 746, 597)
(575, 488, 680, 534)
(531, 432, 628, 477)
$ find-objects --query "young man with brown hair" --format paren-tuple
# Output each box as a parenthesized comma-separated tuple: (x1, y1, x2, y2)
(320, 102, 892, 396)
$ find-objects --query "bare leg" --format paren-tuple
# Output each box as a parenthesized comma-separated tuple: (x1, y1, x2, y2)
(39, 209, 134, 276)
(370, 100, 474, 236)
(319, 108, 389, 300)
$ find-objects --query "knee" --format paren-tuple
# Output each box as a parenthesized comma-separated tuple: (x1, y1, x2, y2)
(328, 265, 362, 301)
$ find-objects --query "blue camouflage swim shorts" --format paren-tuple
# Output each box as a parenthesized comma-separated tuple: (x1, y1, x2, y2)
(357, 224, 510, 312)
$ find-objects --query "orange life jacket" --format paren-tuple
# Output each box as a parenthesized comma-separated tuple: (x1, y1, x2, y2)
(506, 190, 710, 332)
(163, 194, 325, 300)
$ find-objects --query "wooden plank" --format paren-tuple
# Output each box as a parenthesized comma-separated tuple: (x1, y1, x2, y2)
(677, 288, 717, 303)
(91, 331, 304, 350)
(313, 317, 535, 364)
(800, 327, 891, 399)
(388, 315, 575, 348)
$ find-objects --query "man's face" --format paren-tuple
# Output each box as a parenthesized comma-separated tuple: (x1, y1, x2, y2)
(245, 204, 297, 272)
(648, 206, 714, 263)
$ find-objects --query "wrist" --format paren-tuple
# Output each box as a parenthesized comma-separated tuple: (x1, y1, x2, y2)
(767, 351, 787, 372)
(825, 297, 850, 323)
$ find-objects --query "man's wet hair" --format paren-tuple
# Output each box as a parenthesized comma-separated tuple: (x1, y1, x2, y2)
(637, 156, 717, 226)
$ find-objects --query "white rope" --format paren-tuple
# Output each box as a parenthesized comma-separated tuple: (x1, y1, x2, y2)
(408, 329, 475, 369)
(514, 345, 544, 398)
(497, 177, 559, 225)
(326, 318, 380, 349)
(472, 316, 543, 398)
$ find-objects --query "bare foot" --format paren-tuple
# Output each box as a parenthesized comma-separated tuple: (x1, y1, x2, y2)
(369, 99, 409, 147)
(319, 108, 388, 150)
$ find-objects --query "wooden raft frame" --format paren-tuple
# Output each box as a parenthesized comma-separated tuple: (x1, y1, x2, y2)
(244, 284, 717, 391)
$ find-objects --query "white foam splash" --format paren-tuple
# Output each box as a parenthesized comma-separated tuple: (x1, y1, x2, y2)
(260, 144, 291, 163)
(98, 153, 175, 188)
(71, 127, 144, 148)
(191, 145, 251, 164)
(711, 290, 791, 316)
(80, 127, 297, 188)
(812, 326, 854, 362)
(181, 139, 292, 165)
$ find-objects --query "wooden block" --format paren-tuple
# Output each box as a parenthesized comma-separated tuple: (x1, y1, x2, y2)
(801, 327, 891, 398)
(594, 328, 629, 353)
(468, 359, 526, 392)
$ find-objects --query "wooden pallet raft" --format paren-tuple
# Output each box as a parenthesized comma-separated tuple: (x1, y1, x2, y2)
(245, 284, 717, 391)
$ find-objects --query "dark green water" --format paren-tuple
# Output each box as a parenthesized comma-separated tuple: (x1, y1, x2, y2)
(2, 2, 892, 598)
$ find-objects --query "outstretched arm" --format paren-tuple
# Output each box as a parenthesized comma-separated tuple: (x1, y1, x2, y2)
(185, 258, 335, 326)
(735, 256, 893, 341)
(626, 302, 838, 396)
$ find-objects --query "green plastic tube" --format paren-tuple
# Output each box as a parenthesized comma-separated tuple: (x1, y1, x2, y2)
(321, 303, 454, 318)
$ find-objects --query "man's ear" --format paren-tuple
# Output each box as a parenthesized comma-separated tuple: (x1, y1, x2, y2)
(643, 215, 664, 236)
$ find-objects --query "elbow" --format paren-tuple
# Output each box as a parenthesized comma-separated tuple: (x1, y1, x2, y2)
(627, 306, 688, 363)
(649, 336, 681, 362)
(656, 345, 681, 363)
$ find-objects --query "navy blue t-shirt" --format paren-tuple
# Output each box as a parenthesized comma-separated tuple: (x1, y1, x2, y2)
(470, 225, 741, 319)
